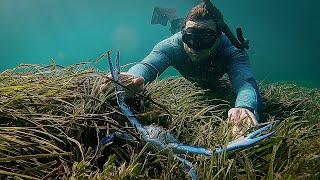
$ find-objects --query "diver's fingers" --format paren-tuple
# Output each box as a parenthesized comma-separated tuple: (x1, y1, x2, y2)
(132, 77, 144, 85)
(131, 77, 145, 92)
(122, 75, 145, 96)
(107, 72, 144, 88)
(239, 110, 248, 121)
(106, 72, 129, 79)
(119, 72, 138, 83)
(228, 108, 241, 123)
(239, 109, 256, 123)
(101, 73, 136, 90)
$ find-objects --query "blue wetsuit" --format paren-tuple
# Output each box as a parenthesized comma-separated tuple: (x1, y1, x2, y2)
(128, 32, 262, 120)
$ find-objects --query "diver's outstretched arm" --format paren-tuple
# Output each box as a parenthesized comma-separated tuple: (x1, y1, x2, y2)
(127, 38, 177, 83)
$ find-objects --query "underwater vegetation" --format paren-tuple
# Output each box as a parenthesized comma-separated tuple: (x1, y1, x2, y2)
(0, 62, 319, 179)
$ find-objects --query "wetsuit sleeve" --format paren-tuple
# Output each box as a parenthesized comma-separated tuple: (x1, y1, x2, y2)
(225, 46, 262, 120)
(127, 39, 174, 84)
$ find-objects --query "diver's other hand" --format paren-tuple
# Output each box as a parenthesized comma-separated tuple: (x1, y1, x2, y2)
(100, 72, 144, 95)
(228, 108, 258, 138)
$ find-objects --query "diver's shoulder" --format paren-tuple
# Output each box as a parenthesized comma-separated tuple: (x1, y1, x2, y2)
(164, 32, 183, 46)
(218, 33, 232, 48)
(218, 33, 248, 59)
(155, 32, 183, 50)
(170, 31, 183, 40)
(218, 33, 246, 51)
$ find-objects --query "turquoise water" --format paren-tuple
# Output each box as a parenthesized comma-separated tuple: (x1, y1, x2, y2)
(1, 0, 319, 87)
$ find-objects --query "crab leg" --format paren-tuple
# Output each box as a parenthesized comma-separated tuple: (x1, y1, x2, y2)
(215, 124, 275, 154)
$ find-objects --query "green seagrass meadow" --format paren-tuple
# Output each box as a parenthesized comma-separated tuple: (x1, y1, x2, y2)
(0, 63, 319, 179)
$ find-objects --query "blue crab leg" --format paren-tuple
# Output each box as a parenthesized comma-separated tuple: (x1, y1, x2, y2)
(108, 51, 148, 137)
(99, 132, 136, 145)
(215, 124, 275, 154)
(167, 143, 213, 156)
(100, 132, 117, 145)
(247, 123, 272, 138)
(175, 155, 197, 180)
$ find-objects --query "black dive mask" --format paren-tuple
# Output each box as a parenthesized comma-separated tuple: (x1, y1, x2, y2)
(182, 28, 220, 50)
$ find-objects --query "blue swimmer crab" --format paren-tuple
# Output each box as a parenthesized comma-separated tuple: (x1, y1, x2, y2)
(99, 51, 274, 180)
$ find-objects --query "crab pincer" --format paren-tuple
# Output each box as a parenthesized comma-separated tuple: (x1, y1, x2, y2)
(215, 124, 275, 154)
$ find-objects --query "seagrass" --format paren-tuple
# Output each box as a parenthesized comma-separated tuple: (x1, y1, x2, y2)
(0, 63, 319, 179)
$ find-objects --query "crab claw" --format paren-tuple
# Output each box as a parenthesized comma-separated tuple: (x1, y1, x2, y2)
(215, 124, 275, 154)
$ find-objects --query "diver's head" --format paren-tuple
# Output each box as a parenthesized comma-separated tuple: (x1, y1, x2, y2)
(182, 3, 221, 62)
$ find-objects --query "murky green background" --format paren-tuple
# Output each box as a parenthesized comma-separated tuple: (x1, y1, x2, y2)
(1, 0, 319, 87)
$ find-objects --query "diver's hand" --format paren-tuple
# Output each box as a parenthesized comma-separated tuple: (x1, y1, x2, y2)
(228, 108, 258, 138)
(100, 72, 144, 96)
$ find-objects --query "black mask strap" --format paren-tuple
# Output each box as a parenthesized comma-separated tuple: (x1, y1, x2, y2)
(203, 0, 249, 50)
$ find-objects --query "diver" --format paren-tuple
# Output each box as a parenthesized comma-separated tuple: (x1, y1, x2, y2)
(101, 0, 261, 137)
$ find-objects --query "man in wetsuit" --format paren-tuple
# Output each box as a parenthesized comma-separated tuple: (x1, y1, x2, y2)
(102, 3, 262, 137)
